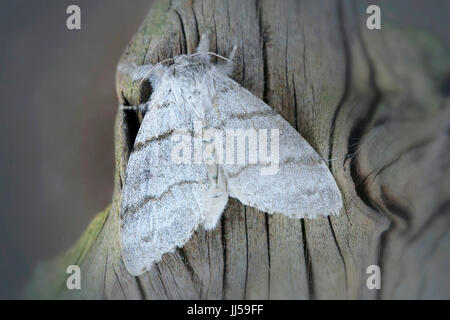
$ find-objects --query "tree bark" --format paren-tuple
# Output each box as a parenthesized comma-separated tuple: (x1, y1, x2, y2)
(26, 0, 450, 299)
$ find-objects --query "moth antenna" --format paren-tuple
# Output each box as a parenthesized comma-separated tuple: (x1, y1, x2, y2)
(211, 45, 237, 76)
(138, 58, 173, 86)
(191, 51, 234, 64)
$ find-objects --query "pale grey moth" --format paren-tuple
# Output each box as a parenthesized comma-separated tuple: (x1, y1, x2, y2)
(120, 34, 343, 276)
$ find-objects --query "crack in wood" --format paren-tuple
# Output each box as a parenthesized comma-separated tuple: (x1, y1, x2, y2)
(135, 275, 148, 299)
(301, 219, 313, 299)
(328, 0, 351, 173)
(327, 216, 348, 297)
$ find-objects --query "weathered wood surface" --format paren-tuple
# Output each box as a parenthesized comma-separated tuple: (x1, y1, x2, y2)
(26, 0, 450, 299)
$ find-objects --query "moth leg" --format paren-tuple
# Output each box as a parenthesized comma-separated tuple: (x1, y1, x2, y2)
(120, 105, 138, 111)
(119, 103, 148, 114)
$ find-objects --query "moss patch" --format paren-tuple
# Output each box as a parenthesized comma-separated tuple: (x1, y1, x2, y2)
(23, 205, 110, 299)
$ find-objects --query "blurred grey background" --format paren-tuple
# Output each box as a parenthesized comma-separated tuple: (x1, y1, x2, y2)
(0, 0, 447, 299)
(0, 0, 153, 298)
